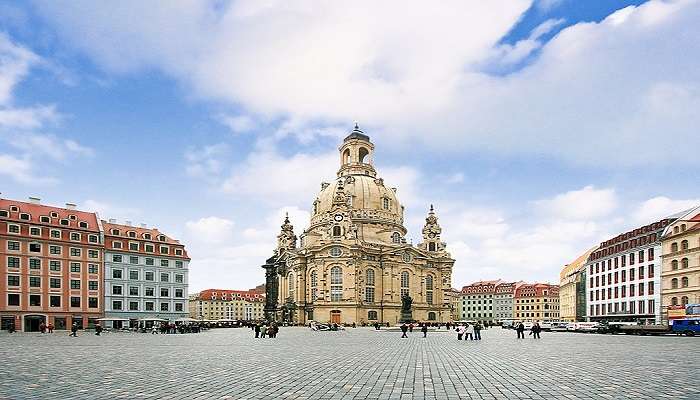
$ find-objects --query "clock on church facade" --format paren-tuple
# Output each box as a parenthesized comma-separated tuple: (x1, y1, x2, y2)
(262, 125, 454, 325)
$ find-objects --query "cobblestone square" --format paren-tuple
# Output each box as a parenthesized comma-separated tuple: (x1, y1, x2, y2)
(1, 327, 698, 400)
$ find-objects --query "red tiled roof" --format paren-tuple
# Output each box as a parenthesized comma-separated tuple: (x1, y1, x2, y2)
(0, 198, 99, 231)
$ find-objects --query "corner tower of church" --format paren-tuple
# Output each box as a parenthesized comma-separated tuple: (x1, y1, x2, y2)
(263, 124, 455, 326)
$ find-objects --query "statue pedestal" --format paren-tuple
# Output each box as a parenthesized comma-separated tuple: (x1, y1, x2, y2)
(400, 311, 414, 323)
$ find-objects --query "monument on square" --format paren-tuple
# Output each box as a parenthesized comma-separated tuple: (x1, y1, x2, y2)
(400, 293, 414, 323)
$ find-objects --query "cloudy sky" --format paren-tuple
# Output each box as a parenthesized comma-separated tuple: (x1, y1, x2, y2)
(1, 0, 698, 292)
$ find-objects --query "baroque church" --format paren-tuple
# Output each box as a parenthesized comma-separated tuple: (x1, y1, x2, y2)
(262, 125, 454, 325)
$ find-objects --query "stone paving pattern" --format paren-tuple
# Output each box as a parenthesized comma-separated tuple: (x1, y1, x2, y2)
(0, 327, 698, 399)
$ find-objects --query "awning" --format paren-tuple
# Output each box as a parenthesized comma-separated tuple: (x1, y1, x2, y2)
(96, 318, 130, 321)
(138, 318, 169, 322)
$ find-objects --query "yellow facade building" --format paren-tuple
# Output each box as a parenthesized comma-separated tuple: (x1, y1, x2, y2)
(263, 126, 454, 325)
(189, 289, 265, 321)
(559, 248, 595, 322)
(661, 206, 700, 319)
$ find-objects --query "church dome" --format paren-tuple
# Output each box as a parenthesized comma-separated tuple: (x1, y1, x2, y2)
(304, 125, 407, 244)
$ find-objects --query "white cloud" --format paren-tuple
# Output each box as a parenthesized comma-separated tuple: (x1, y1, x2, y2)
(633, 196, 700, 224)
(0, 154, 56, 185)
(0, 32, 38, 105)
(217, 114, 256, 133)
(32, 0, 700, 166)
(184, 143, 229, 179)
(185, 216, 235, 244)
(534, 185, 617, 220)
(81, 199, 141, 221)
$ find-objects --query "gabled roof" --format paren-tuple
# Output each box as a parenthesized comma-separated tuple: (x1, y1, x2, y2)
(0, 198, 99, 232)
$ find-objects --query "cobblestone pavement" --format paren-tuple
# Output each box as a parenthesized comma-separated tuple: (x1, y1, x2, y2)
(0, 327, 698, 400)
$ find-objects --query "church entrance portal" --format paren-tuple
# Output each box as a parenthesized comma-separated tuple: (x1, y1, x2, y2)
(330, 310, 341, 324)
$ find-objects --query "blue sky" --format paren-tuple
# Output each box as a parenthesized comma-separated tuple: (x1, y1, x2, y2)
(1, 0, 698, 291)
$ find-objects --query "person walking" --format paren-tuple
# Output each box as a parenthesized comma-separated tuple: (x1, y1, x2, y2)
(95, 323, 103, 336)
(260, 324, 267, 338)
(516, 322, 525, 339)
(400, 323, 409, 338)
(457, 325, 464, 340)
(408, 323, 414, 333)
(465, 323, 474, 341)
(254, 324, 261, 338)
(421, 324, 428, 338)
(47, 323, 54, 333)
(69, 322, 79, 337)
(532, 322, 541, 339)
(474, 322, 482, 340)
(39, 322, 46, 334)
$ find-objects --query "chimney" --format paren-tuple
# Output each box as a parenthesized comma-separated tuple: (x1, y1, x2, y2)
(109, 218, 116, 223)
(65, 203, 76, 210)
(125, 220, 132, 226)
(28, 197, 41, 204)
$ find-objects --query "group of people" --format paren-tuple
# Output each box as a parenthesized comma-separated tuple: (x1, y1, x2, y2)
(252, 323, 279, 338)
(456, 322, 483, 340)
(37, 322, 55, 334)
(399, 323, 430, 338)
(515, 321, 542, 339)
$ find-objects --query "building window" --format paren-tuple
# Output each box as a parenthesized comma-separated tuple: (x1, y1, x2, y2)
(671, 243, 678, 253)
(145, 244, 154, 253)
(145, 257, 154, 266)
(365, 268, 375, 303)
(112, 300, 122, 310)
(129, 301, 139, 311)
(70, 297, 80, 308)
(29, 276, 41, 287)
(681, 296, 689, 305)
(175, 261, 183, 268)
(129, 286, 139, 296)
(70, 248, 81, 257)
(87, 250, 98, 259)
(70, 263, 81, 273)
(30, 295, 41, 306)
(88, 235, 98, 243)
(160, 302, 169, 311)
(87, 297, 97, 308)
(160, 246, 169, 254)
(112, 269, 122, 279)
(7, 256, 20, 268)
(401, 271, 410, 297)
(8, 224, 20, 234)
(427, 312, 436, 321)
(681, 277, 689, 288)
(160, 273, 169, 282)
(310, 270, 318, 302)
(175, 289, 183, 298)
(50, 261, 61, 271)
(160, 288, 169, 297)
(175, 274, 183, 283)
(681, 240, 689, 251)
(161, 259, 169, 267)
(330, 266, 343, 302)
(29, 243, 41, 253)
(19, 213, 30, 220)
(7, 275, 19, 286)
(89, 281, 98, 290)
(145, 287, 154, 296)
(671, 278, 678, 289)
(329, 247, 342, 257)
(70, 232, 80, 241)
(30, 227, 41, 236)
(392, 232, 401, 243)
(332, 225, 341, 237)
(383, 198, 390, 210)
(368, 310, 378, 320)
(426, 275, 434, 305)
(175, 303, 184, 312)
(681, 258, 689, 269)
(672, 260, 679, 270)
(7, 294, 20, 306)
(113, 241, 122, 249)
(29, 259, 41, 269)
(129, 256, 139, 264)
(129, 242, 139, 251)
(7, 241, 20, 251)
(112, 285, 123, 295)
(50, 296, 61, 307)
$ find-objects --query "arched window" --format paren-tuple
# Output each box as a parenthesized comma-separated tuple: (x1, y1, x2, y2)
(365, 268, 375, 303)
(359, 147, 369, 163)
(329, 246, 342, 257)
(368, 310, 378, 320)
(671, 242, 678, 252)
(343, 148, 351, 164)
(682, 258, 689, 269)
(391, 232, 400, 244)
(681, 277, 689, 288)
(428, 242, 436, 252)
(681, 224, 687, 231)
(681, 240, 689, 250)
(382, 198, 390, 210)
(330, 266, 343, 302)
(671, 278, 678, 289)
(672, 260, 679, 270)
(310, 270, 318, 302)
(288, 272, 295, 299)
(427, 312, 436, 321)
(425, 275, 434, 305)
(671, 297, 678, 306)
(681, 296, 689, 305)
(332, 226, 341, 237)
(400, 271, 410, 297)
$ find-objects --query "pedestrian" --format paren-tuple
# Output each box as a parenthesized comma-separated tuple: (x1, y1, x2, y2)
(409, 323, 414, 333)
(531, 322, 541, 339)
(465, 323, 474, 341)
(151, 325, 158, 334)
(421, 324, 428, 338)
(457, 325, 464, 340)
(39, 322, 46, 334)
(260, 324, 267, 338)
(474, 322, 482, 340)
(516, 322, 525, 339)
(47, 323, 54, 333)
(69, 322, 79, 337)
(400, 323, 408, 338)
(95, 323, 103, 336)
(255, 324, 260, 338)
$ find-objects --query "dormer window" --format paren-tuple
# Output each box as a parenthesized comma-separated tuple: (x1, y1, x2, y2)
(128, 231, 136, 238)
(10, 205, 19, 212)
(50, 211, 58, 218)
(175, 249, 183, 256)
(79, 221, 88, 229)
(111, 229, 120, 235)
(391, 232, 401, 244)
(19, 213, 30, 220)
(158, 235, 166, 242)
(69, 215, 77, 221)
(143, 233, 151, 240)
(40, 216, 50, 223)
(0, 210, 7, 217)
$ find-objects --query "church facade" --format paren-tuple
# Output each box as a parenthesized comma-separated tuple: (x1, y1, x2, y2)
(262, 126, 454, 325)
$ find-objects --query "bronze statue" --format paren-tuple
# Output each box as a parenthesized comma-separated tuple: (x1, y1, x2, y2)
(401, 293, 413, 312)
